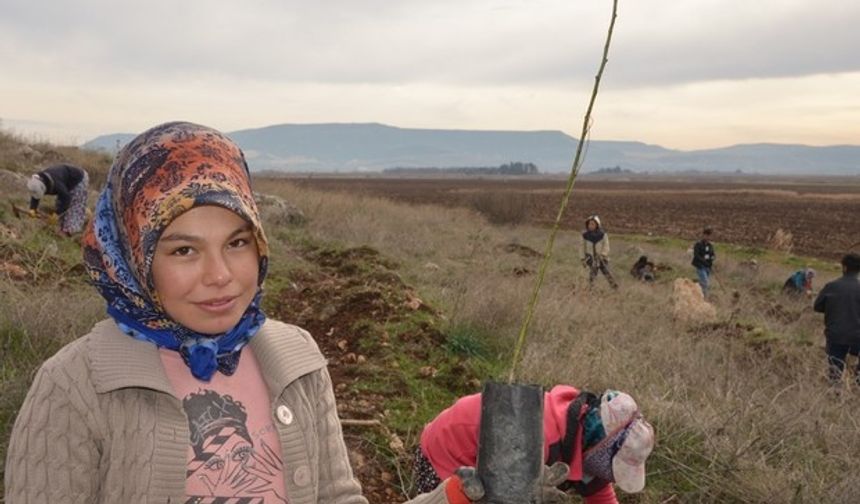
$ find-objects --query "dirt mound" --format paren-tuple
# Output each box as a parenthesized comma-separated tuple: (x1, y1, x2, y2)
(268, 244, 453, 502)
(672, 278, 717, 324)
(272, 246, 433, 359)
(512, 266, 533, 276)
(502, 242, 542, 258)
(690, 321, 785, 358)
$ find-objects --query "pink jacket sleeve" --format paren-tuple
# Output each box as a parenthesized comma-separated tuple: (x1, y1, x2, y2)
(584, 483, 619, 504)
(419, 393, 483, 480)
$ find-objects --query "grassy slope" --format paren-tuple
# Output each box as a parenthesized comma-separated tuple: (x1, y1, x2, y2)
(254, 178, 857, 503)
(1, 128, 857, 502)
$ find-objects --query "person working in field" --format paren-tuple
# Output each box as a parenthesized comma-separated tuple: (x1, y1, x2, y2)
(630, 255, 656, 282)
(26, 163, 89, 235)
(691, 227, 716, 299)
(814, 253, 860, 387)
(782, 267, 815, 297)
(6, 122, 485, 504)
(581, 215, 619, 289)
(414, 385, 655, 503)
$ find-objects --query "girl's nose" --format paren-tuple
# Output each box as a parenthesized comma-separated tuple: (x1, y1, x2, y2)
(202, 252, 232, 286)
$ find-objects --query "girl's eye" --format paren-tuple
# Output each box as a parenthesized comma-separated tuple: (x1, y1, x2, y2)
(171, 246, 194, 256)
(229, 238, 249, 248)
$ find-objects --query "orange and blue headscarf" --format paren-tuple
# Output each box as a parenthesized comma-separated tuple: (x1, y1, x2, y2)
(82, 122, 269, 381)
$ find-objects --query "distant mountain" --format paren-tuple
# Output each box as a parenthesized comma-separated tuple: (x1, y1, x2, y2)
(83, 123, 860, 175)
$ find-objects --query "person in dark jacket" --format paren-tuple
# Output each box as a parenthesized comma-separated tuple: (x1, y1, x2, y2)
(26, 163, 89, 235)
(691, 228, 716, 298)
(814, 253, 860, 385)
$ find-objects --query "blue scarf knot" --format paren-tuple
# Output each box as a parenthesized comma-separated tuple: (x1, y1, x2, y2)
(110, 295, 265, 381)
(183, 339, 220, 381)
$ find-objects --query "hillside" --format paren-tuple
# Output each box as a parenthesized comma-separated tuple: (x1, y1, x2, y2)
(4, 130, 860, 503)
(83, 123, 860, 175)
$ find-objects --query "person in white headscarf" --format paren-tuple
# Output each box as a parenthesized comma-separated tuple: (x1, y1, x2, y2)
(27, 163, 89, 235)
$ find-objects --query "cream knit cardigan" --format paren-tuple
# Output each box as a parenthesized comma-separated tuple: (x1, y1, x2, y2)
(5, 319, 448, 503)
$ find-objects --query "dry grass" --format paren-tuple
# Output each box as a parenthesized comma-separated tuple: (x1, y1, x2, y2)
(255, 177, 857, 503)
(467, 191, 532, 226)
(1, 167, 855, 502)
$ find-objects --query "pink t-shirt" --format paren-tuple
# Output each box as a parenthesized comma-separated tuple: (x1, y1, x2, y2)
(160, 347, 288, 503)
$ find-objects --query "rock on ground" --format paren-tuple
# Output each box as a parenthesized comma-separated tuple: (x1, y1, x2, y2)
(253, 191, 306, 226)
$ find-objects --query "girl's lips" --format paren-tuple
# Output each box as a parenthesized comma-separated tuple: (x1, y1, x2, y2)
(195, 296, 237, 313)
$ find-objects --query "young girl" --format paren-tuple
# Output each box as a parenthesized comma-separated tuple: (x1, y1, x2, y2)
(4, 122, 468, 503)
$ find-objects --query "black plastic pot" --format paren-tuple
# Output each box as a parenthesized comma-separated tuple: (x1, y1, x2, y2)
(476, 381, 544, 503)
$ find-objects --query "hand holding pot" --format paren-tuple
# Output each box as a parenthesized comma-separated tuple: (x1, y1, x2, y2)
(444, 463, 570, 503)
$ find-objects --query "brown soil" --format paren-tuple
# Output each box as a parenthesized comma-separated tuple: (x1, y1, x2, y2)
(502, 242, 542, 258)
(266, 245, 450, 502)
(278, 177, 860, 259)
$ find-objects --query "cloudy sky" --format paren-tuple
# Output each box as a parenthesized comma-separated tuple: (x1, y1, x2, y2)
(2, 0, 858, 149)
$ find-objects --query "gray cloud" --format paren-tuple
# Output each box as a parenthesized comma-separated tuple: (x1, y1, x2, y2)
(1, 0, 858, 89)
(606, 2, 860, 86)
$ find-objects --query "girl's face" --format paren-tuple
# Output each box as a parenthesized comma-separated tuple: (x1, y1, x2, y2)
(151, 206, 260, 335)
(587, 220, 598, 231)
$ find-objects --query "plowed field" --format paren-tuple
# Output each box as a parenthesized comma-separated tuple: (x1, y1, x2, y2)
(277, 176, 860, 259)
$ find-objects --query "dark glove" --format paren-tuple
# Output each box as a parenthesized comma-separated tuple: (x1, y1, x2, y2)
(583, 256, 594, 268)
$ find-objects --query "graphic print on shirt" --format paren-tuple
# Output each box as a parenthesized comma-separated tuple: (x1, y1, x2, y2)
(183, 389, 287, 503)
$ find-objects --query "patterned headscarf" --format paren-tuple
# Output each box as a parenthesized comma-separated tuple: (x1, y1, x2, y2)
(82, 121, 269, 381)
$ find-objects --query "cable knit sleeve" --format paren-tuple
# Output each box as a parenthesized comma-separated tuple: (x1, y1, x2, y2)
(4, 347, 102, 503)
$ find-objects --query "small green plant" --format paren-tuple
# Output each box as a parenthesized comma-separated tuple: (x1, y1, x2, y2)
(444, 323, 490, 358)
